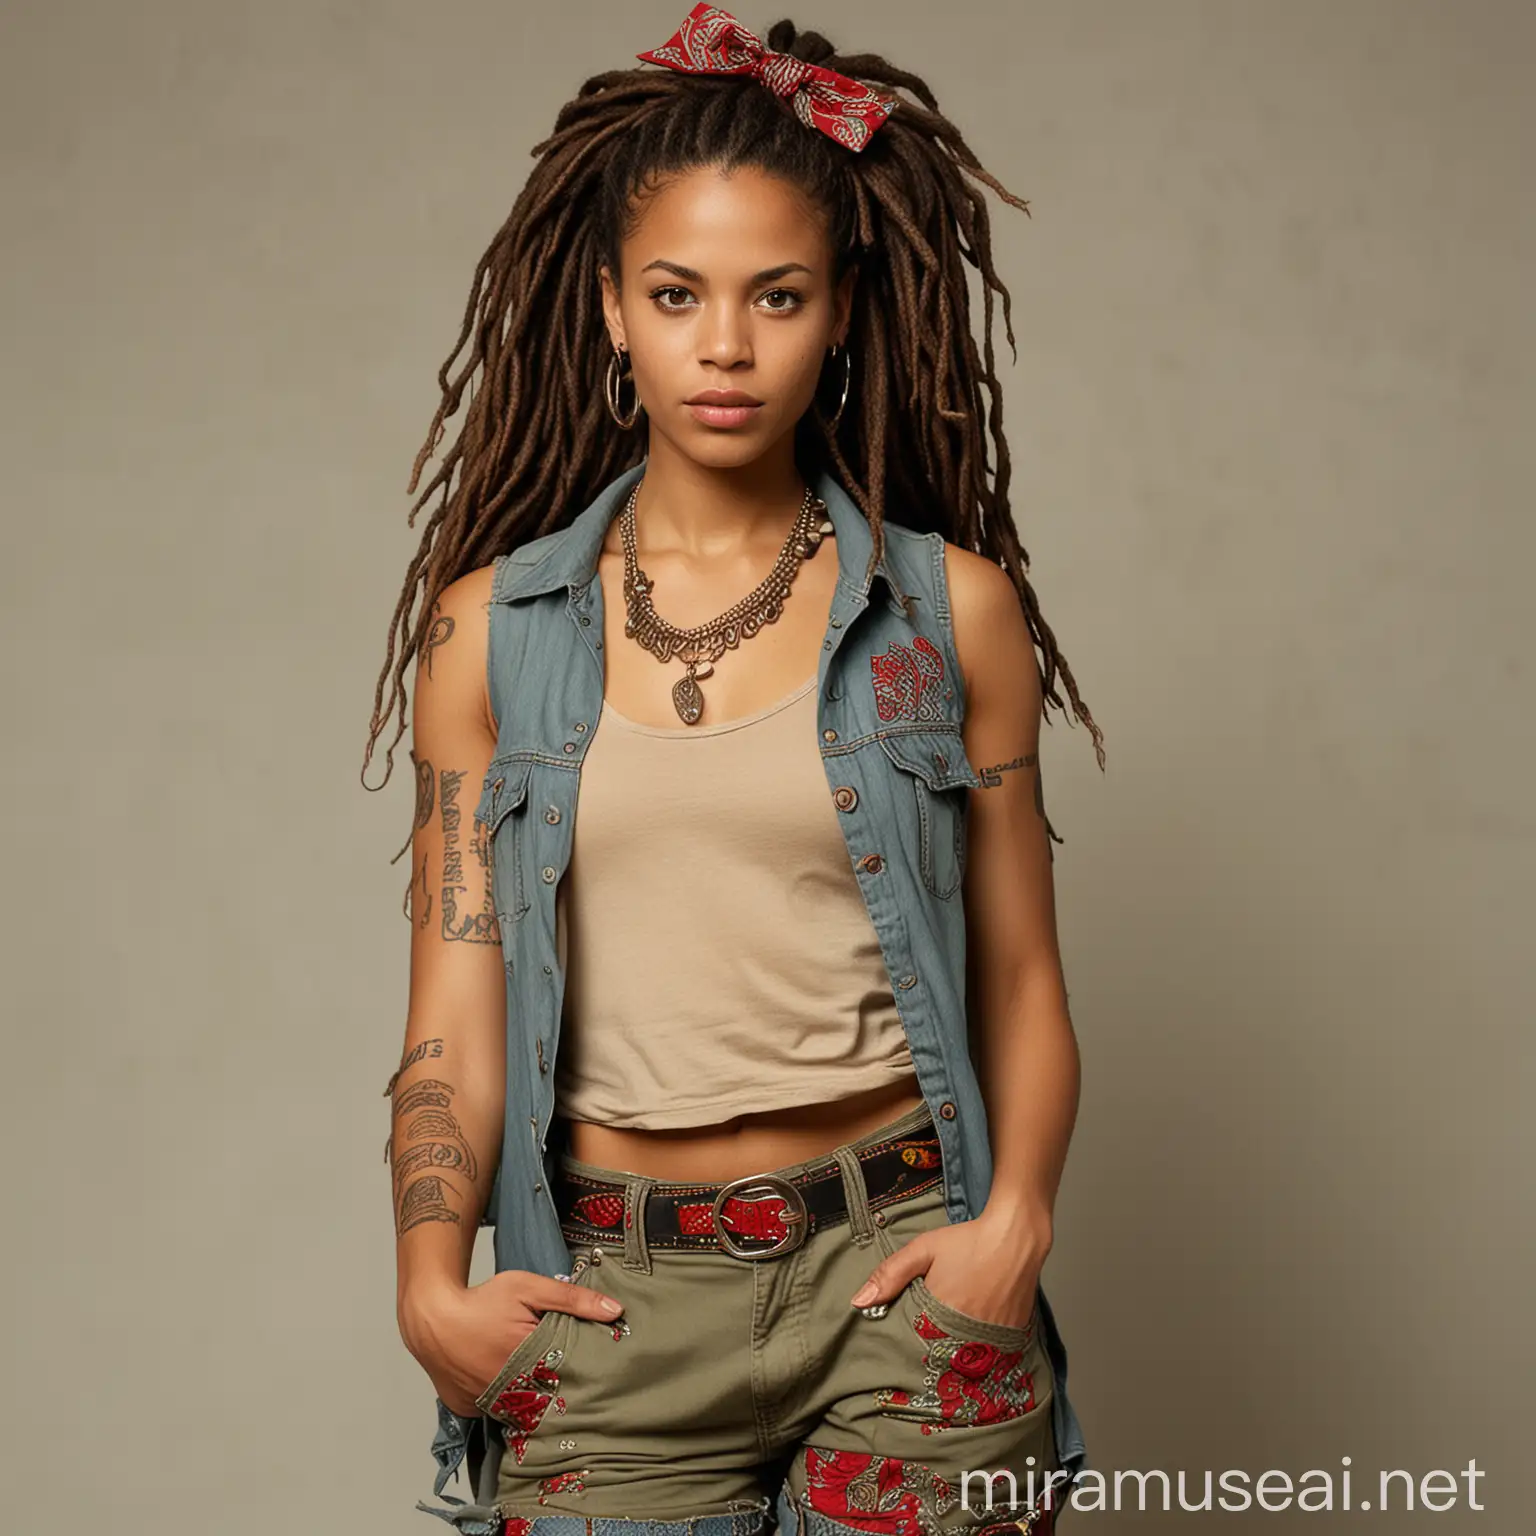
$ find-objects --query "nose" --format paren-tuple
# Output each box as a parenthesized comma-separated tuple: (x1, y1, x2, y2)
(698, 301, 753, 370)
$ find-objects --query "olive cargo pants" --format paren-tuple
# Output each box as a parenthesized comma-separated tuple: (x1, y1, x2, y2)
(467, 1104, 1063, 1536)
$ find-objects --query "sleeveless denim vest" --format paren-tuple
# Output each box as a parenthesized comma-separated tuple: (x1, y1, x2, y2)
(417, 459, 1088, 1534)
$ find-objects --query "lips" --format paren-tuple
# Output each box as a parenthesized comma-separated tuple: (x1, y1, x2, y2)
(685, 393, 764, 429)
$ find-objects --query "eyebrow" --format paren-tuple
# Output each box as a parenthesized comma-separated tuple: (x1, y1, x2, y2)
(639, 259, 815, 285)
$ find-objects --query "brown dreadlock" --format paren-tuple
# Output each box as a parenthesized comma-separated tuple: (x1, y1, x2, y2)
(361, 17, 1105, 847)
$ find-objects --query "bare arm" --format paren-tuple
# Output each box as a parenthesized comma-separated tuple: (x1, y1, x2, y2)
(946, 543, 1081, 1232)
(386, 569, 627, 1416)
(389, 568, 506, 1316)
(839, 546, 1082, 1332)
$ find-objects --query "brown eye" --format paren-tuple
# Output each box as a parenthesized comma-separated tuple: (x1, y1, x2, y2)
(760, 288, 805, 313)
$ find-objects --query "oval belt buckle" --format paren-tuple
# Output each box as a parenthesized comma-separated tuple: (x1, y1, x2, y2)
(711, 1173, 809, 1259)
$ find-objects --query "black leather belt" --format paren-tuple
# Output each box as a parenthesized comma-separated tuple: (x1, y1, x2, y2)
(553, 1115, 944, 1260)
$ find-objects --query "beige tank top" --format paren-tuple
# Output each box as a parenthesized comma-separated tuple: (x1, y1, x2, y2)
(552, 673, 915, 1129)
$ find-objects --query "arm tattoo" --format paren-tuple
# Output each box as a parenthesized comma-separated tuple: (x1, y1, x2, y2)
(390, 1075, 479, 1235)
(399, 1175, 459, 1233)
(439, 768, 498, 943)
(383, 1036, 445, 1100)
(423, 600, 455, 678)
(978, 751, 1047, 822)
(412, 752, 435, 830)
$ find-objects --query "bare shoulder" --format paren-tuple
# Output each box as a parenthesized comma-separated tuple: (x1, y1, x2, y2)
(414, 564, 499, 738)
(936, 539, 1039, 711)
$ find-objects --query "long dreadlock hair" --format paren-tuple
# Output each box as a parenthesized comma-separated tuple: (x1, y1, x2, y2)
(361, 17, 1105, 854)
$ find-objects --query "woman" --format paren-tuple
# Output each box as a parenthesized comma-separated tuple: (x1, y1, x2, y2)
(363, 10, 1104, 1536)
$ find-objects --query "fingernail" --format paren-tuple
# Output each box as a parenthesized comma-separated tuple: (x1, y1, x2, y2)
(850, 1282, 877, 1306)
(600, 1297, 623, 1315)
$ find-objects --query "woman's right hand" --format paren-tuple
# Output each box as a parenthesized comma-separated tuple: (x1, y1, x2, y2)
(399, 1267, 625, 1418)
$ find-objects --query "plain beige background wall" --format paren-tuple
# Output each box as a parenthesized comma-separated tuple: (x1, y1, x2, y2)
(1, 1, 1529, 1530)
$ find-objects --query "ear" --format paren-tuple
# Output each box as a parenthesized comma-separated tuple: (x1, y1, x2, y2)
(598, 263, 626, 351)
(831, 262, 858, 347)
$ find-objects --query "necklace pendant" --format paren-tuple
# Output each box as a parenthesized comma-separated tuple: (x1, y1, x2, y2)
(672, 668, 705, 725)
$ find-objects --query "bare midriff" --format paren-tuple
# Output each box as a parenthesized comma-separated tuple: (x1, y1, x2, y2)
(558, 1072, 928, 1183)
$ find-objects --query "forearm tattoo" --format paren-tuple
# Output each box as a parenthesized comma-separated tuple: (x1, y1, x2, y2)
(978, 751, 1047, 821)
(423, 600, 455, 678)
(383, 1036, 445, 1101)
(439, 768, 498, 943)
(390, 1074, 479, 1235)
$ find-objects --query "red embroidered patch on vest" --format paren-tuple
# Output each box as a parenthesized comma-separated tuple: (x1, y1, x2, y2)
(870, 636, 946, 722)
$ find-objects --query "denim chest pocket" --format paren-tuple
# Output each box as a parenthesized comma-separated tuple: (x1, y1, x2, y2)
(877, 727, 978, 900)
(475, 754, 533, 925)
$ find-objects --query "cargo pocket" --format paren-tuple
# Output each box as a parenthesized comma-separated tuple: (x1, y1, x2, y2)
(876, 728, 978, 900)
(869, 1199, 1045, 1432)
(475, 754, 533, 925)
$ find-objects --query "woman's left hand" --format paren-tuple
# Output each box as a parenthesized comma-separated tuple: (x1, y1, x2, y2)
(848, 1203, 1051, 1332)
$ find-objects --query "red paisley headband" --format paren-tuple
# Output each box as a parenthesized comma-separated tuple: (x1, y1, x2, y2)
(636, 3, 895, 153)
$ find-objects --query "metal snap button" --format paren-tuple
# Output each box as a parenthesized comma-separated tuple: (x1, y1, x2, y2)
(897, 974, 917, 990)
(934, 751, 948, 772)
(574, 722, 587, 733)
(580, 615, 591, 626)
(939, 1101, 957, 1119)
(541, 866, 557, 882)
(545, 806, 561, 824)
(823, 728, 838, 742)
(492, 777, 505, 794)
(859, 853, 884, 875)
(563, 742, 575, 753)
(833, 785, 858, 812)
(872, 1210, 887, 1226)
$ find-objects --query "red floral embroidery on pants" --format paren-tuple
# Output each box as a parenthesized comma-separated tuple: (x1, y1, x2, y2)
(538, 1469, 587, 1503)
(486, 1348, 567, 1463)
(802, 1446, 957, 1536)
(874, 1311, 1036, 1432)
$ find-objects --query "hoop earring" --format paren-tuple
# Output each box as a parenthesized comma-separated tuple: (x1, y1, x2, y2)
(605, 346, 642, 430)
(822, 342, 852, 434)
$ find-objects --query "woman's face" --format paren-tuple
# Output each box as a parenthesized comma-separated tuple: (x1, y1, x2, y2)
(599, 163, 855, 470)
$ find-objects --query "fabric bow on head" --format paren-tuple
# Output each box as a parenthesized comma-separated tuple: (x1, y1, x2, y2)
(636, 3, 894, 153)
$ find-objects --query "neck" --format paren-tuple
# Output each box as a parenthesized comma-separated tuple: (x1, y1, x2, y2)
(631, 432, 809, 558)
